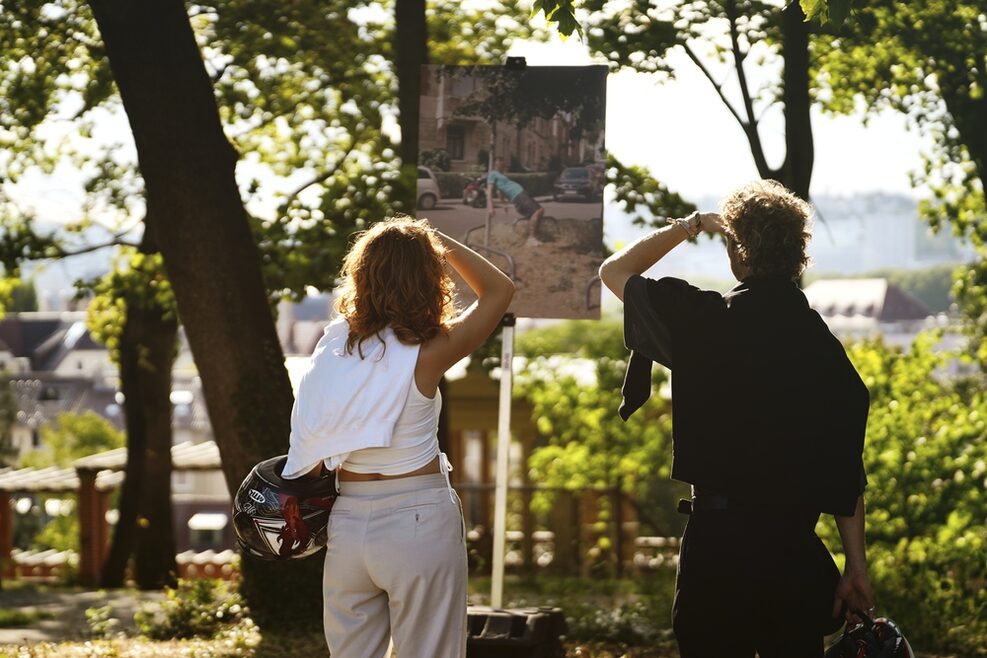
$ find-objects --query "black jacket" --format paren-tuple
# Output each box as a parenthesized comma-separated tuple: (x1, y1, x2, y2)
(620, 274, 867, 517)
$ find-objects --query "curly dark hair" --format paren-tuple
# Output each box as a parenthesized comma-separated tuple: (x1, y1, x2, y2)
(720, 180, 812, 280)
(335, 217, 456, 357)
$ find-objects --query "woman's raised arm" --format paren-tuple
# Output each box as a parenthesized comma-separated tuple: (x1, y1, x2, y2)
(417, 231, 515, 388)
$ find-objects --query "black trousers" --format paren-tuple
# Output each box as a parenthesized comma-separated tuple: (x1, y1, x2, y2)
(672, 508, 841, 658)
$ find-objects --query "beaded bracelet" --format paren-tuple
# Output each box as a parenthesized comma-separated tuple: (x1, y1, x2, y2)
(673, 212, 701, 238)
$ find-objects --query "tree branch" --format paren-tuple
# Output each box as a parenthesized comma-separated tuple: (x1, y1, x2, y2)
(210, 61, 230, 85)
(726, 0, 771, 178)
(278, 138, 363, 213)
(682, 42, 746, 128)
(54, 237, 138, 258)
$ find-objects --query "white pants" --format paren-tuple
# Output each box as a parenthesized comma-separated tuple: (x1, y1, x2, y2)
(323, 473, 468, 658)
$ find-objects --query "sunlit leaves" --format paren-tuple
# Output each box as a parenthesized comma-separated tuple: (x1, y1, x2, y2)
(19, 410, 124, 468)
(814, 335, 987, 651)
(517, 319, 686, 537)
(800, 0, 853, 25)
(84, 249, 178, 363)
(532, 0, 580, 37)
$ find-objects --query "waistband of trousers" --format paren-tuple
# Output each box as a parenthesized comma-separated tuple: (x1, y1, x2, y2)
(338, 472, 449, 498)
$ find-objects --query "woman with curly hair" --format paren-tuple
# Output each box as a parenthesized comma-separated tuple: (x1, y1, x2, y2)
(599, 180, 874, 657)
(283, 216, 514, 658)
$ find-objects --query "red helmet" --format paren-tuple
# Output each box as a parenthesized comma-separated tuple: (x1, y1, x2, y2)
(232, 455, 337, 560)
(825, 609, 915, 658)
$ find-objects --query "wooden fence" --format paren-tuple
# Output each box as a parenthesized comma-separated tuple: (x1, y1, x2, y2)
(455, 483, 680, 577)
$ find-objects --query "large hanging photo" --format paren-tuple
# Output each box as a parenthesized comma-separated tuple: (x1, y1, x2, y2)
(417, 64, 607, 319)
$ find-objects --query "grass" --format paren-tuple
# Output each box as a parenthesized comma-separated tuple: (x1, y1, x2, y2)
(0, 609, 55, 628)
(0, 575, 980, 657)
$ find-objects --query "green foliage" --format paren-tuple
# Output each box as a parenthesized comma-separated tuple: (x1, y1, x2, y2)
(19, 411, 125, 469)
(476, 573, 678, 647)
(134, 579, 247, 641)
(813, 1, 987, 239)
(800, 0, 854, 25)
(420, 149, 451, 172)
(0, 0, 529, 308)
(815, 334, 987, 653)
(85, 605, 120, 640)
(518, 318, 688, 537)
(7, 278, 37, 311)
(451, 65, 606, 149)
(812, 1, 987, 374)
(532, 0, 580, 37)
(433, 171, 472, 199)
(0, 608, 54, 628)
(533, 0, 854, 36)
(83, 249, 178, 363)
(30, 511, 78, 553)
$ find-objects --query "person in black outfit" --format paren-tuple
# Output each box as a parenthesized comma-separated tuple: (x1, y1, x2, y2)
(599, 180, 875, 658)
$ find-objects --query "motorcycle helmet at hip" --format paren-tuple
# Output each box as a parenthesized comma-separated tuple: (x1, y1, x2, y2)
(825, 609, 915, 658)
(232, 455, 337, 560)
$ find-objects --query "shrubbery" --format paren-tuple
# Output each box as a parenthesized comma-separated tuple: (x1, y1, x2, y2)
(818, 333, 987, 654)
(520, 318, 987, 654)
(134, 579, 248, 641)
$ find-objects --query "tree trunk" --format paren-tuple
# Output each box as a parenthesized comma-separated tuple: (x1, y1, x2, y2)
(395, 0, 427, 210)
(130, 308, 179, 588)
(86, 0, 321, 625)
(101, 292, 179, 589)
(779, 1, 814, 200)
(101, 225, 179, 590)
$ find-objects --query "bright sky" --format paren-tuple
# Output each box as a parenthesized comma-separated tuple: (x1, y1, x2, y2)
(507, 34, 934, 203)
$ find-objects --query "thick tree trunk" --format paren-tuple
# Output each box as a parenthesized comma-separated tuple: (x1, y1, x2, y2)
(86, 0, 321, 625)
(779, 1, 814, 200)
(395, 0, 427, 209)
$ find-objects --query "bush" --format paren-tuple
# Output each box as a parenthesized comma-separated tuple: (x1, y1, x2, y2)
(85, 605, 120, 639)
(564, 600, 671, 646)
(816, 334, 987, 655)
(134, 579, 247, 640)
(431, 171, 559, 201)
(0, 608, 54, 628)
(420, 149, 451, 172)
(434, 171, 472, 199)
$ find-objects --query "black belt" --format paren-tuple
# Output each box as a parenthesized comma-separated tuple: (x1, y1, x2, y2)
(677, 494, 731, 515)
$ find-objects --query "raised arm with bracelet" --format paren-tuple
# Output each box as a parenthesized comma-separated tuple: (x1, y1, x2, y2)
(599, 211, 722, 300)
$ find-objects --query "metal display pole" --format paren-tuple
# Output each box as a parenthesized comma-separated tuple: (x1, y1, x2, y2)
(490, 312, 515, 609)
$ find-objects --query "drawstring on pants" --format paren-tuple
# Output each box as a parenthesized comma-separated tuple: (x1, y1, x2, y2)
(439, 452, 456, 503)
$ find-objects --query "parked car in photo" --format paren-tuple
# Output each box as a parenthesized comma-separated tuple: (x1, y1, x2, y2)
(553, 166, 601, 202)
(417, 166, 440, 210)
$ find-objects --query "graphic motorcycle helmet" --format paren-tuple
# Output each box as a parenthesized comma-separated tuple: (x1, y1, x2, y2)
(232, 455, 336, 560)
(825, 609, 915, 658)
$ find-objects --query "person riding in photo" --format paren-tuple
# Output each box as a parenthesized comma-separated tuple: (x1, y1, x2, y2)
(487, 155, 546, 246)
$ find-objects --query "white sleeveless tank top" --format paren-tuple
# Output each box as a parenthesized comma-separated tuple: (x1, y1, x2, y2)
(341, 375, 441, 475)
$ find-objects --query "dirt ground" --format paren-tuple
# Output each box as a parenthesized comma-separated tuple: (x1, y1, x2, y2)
(446, 215, 604, 320)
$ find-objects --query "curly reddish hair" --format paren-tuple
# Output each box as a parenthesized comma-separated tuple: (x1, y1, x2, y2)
(335, 217, 456, 357)
(720, 180, 812, 280)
